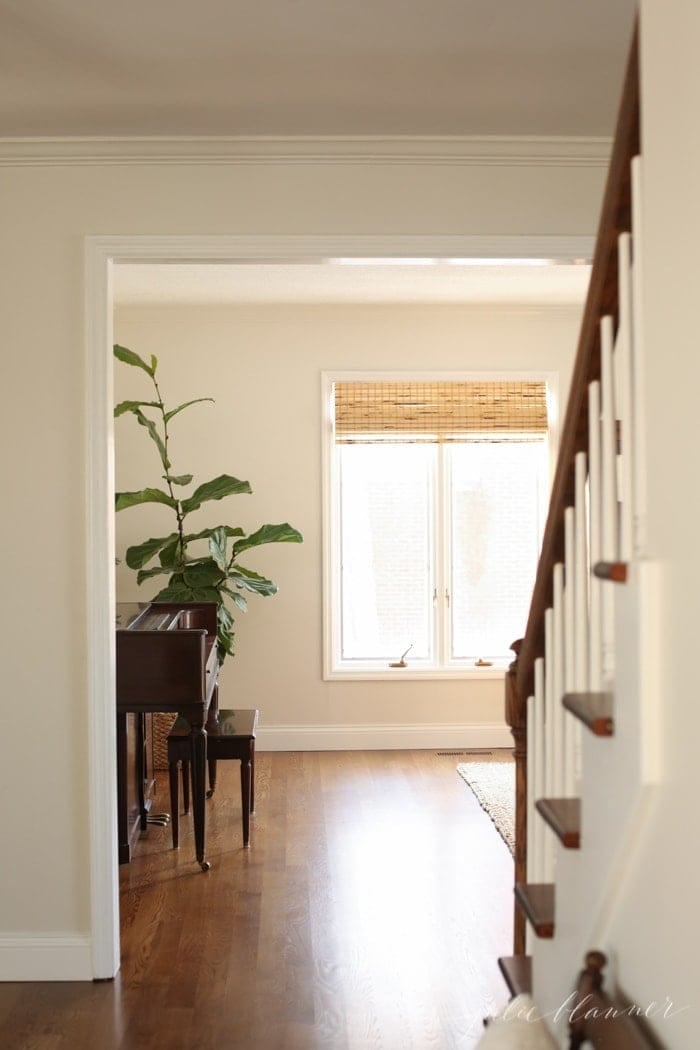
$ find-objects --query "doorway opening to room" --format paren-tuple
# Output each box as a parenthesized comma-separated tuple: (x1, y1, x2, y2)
(87, 235, 591, 975)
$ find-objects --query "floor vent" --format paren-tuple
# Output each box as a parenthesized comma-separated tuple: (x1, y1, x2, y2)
(436, 749, 493, 757)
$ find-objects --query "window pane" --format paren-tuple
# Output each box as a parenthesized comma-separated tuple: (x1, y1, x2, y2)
(449, 442, 545, 660)
(339, 445, 434, 661)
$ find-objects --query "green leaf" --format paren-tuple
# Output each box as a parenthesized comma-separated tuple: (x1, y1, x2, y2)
(184, 585, 222, 603)
(183, 525, 245, 542)
(227, 565, 278, 597)
(208, 527, 229, 571)
(115, 487, 178, 512)
(222, 587, 248, 612)
(164, 474, 193, 486)
(159, 538, 181, 567)
(183, 559, 224, 588)
(180, 475, 252, 516)
(136, 565, 174, 585)
(125, 533, 179, 569)
(232, 522, 303, 556)
(114, 399, 160, 418)
(154, 579, 193, 603)
(216, 626, 235, 662)
(114, 344, 156, 376)
(164, 398, 214, 423)
(134, 408, 170, 471)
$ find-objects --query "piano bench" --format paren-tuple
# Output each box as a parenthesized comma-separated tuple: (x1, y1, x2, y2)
(167, 708, 258, 849)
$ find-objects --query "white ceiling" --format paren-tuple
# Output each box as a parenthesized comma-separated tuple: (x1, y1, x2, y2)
(113, 260, 592, 306)
(1, 0, 637, 138)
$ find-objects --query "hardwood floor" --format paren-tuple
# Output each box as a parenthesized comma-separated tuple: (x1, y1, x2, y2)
(0, 750, 513, 1049)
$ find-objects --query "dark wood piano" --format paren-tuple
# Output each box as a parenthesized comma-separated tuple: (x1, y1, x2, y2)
(116, 601, 219, 870)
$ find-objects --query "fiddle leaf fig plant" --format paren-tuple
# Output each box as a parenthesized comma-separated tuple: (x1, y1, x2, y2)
(114, 344, 302, 664)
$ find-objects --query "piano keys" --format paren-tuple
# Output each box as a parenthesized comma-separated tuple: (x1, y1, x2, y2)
(116, 601, 220, 870)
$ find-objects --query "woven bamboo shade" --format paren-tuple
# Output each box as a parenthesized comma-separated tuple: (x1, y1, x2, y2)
(334, 381, 548, 443)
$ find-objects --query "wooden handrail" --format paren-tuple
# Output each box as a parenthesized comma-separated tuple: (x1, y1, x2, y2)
(514, 23, 639, 704)
(507, 23, 639, 955)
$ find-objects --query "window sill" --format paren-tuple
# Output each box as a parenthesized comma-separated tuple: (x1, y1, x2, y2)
(324, 666, 507, 682)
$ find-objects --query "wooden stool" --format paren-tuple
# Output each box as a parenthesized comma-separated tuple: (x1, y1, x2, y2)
(168, 708, 258, 849)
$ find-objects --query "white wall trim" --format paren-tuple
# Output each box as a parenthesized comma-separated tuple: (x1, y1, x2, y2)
(89, 233, 595, 266)
(85, 241, 121, 981)
(1, 134, 611, 168)
(257, 722, 514, 751)
(0, 935, 93, 982)
(86, 231, 584, 980)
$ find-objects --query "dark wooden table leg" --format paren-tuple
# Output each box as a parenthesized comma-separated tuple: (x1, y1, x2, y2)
(182, 759, 190, 814)
(116, 711, 131, 864)
(207, 756, 218, 798)
(136, 712, 148, 830)
(240, 755, 252, 848)
(205, 688, 219, 799)
(189, 724, 210, 870)
(250, 740, 255, 814)
(168, 761, 180, 848)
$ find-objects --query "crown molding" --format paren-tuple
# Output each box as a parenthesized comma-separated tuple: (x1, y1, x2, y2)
(0, 134, 611, 168)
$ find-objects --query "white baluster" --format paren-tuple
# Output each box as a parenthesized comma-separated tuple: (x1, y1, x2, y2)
(526, 693, 536, 883)
(544, 608, 555, 800)
(533, 658, 546, 882)
(533, 655, 554, 886)
(600, 316, 617, 684)
(574, 452, 589, 690)
(588, 381, 603, 692)
(552, 563, 565, 796)
(631, 155, 647, 555)
(564, 507, 575, 695)
(617, 232, 634, 561)
(563, 509, 577, 796)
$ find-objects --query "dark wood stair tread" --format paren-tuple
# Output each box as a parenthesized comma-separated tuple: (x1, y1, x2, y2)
(593, 561, 628, 583)
(514, 883, 555, 938)
(535, 798, 581, 848)
(563, 692, 614, 736)
(498, 955, 532, 997)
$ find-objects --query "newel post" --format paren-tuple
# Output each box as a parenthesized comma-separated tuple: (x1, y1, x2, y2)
(505, 638, 527, 955)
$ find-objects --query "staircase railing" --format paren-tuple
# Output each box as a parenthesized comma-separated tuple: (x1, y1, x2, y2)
(506, 24, 640, 955)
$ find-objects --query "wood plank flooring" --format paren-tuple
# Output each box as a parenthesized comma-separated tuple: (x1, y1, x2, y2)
(0, 750, 513, 1049)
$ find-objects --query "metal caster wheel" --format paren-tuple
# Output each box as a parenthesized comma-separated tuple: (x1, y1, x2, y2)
(200, 860, 211, 871)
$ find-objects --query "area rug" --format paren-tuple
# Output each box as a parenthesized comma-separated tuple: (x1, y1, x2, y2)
(457, 760, 515, 856)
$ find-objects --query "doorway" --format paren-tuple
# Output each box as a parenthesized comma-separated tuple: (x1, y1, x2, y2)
(87, 233, 591, 976)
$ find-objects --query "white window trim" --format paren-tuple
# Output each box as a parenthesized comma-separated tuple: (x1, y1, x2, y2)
(322, 369, 560, 681)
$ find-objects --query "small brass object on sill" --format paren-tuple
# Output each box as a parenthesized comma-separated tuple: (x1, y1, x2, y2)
(474, 658, 493, 667)
(389, 643, 413, 668)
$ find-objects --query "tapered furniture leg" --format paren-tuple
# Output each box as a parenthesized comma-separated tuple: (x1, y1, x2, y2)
(250, 741, 256, 814)
(207, 756, 218, 798)
(189, 724, 210, 871)
(240, 758, 252, 847)
(182, 759, 190, 813)
(169, 760, 180, 848)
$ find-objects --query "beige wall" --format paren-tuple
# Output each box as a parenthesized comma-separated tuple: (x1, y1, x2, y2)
(114, 301, 580, 738)
(0, 154, 601, 964)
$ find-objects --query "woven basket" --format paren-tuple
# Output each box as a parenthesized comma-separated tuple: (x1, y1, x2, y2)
(152, 712, 178, 770)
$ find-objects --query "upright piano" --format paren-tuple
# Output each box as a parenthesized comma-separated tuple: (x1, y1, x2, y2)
(116, 601, 219, 870)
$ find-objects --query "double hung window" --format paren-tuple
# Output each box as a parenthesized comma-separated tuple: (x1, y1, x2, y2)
(324, 376, 552, 677)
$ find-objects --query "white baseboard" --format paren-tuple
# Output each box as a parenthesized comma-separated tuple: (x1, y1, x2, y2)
(256, 721, 513, 751)
(0, 935, 93, 981)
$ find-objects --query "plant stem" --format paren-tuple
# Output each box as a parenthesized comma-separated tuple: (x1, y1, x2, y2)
(151, 369, 186, 562)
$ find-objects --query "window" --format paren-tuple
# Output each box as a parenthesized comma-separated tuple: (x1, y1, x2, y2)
(324, 376, 553, 678)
